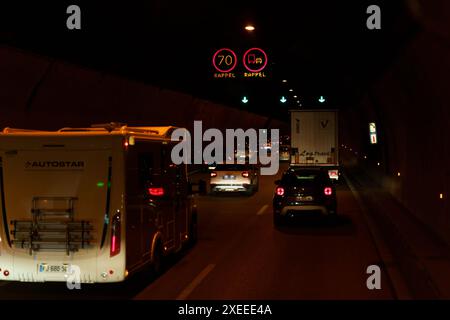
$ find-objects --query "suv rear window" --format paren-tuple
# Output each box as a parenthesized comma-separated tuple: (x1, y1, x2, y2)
(281, 170, 328, 184)
(215, 164, 253, 171)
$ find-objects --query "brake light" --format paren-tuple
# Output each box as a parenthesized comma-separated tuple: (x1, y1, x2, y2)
(110, 211, 121, 257)
(242, 171, 249, 178)
(276, 187, 285, 196)
(148, 187, 165, 196)
(328, 170, 339, 180)
(324, 187, 333, 196)
(210, 172, 217, 177)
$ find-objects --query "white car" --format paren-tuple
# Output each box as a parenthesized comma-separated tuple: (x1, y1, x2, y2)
(209, 164, 259, 195)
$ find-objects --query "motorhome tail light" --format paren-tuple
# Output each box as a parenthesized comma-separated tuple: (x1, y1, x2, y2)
(276, 187, 285, 196)
(3, 270, 9, 277)
(123, 137, 135, 149)
(324, 187, 333, 196)
(242, 171, 249, 178)
(110, 211, 121, 257)
(147, 187, 165, 196)
(210, 172, 217, 177)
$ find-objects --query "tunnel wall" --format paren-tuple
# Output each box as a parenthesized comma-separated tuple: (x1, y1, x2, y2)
(341, 1, 450, 244)
(0, 46, 288, 133)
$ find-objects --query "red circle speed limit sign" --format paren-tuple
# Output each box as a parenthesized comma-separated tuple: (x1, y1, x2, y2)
(243, 48, 268, 73)
(212, 48, 237, 73)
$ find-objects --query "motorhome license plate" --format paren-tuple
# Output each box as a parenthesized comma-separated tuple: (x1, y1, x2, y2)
(39, 263, 69, 273)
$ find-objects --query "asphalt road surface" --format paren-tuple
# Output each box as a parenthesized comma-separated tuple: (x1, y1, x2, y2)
(0, 163, 395, 300)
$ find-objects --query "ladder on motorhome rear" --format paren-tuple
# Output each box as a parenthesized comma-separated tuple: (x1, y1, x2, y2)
(10, 197, 94, 255)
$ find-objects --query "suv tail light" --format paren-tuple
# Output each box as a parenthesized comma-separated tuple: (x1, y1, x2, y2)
(276, 187, 285, 196)
(210, 172, 217, 177)
(324, 187, 333, 196)
(148, 187, 165, 196)
(110, 211, 121, 257)
(242, 171, 249, 178)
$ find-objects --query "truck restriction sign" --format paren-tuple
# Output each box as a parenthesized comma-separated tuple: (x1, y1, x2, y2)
(243, 48, 268, 76)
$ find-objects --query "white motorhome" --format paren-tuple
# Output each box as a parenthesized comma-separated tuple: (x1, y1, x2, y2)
(0, 123, 198, 283)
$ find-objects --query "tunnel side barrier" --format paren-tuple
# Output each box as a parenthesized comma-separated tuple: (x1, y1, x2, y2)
(342, 151, 448, 299)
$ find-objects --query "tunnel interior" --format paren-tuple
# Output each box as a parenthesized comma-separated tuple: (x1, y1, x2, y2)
(0, 0, 449, 299)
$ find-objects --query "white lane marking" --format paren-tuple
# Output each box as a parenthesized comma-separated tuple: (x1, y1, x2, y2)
(257, 204, 269, 215)
(176, 264, 215, 300)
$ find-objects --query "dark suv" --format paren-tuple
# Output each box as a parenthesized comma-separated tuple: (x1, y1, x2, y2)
(273, 167, 337, 226)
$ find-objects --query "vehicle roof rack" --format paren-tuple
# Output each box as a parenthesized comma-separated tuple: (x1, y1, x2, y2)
(2, 127, 48, 134)
(128, 126, 176, 137)
(2, 124, 179, 138)
(58, 122, 128, 133)
(57, 124, 178, 137)
(91, 122, 127, 132)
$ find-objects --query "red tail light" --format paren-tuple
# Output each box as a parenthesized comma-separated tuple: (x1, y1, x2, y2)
(110, 211, 121, 257)
(242, 171, 249, 178)
(324, 187, 333, 196)
(210, 172, 217, 177)
(148, 187, 165, 196)
(276, 187, 285, 196)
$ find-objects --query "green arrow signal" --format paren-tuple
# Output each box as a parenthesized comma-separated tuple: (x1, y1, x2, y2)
(242, 96, 249, 104)
(280, 96, 287, 103)
(318, 96, 326, 103)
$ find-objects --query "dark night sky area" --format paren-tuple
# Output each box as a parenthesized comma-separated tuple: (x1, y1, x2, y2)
(0, 0, 418, 121)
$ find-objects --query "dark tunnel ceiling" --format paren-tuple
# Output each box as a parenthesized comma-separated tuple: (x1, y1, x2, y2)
(0, 0, 419, 121)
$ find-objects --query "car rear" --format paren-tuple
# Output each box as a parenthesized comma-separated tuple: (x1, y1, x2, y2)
(209, 164, 257, 194)
(273, 168, 337, 224)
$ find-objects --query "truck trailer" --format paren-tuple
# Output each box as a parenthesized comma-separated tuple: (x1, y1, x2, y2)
(289, 109, 339, 180)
